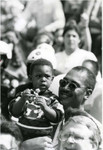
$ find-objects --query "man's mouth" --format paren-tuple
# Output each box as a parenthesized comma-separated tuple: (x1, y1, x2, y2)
(60, 91, 72, 98)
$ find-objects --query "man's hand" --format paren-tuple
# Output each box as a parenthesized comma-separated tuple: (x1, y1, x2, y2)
(20, 136, 55, 150)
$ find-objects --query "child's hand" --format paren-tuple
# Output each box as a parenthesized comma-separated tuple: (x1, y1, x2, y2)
(21, 89, 34, 103)
(36, 96, 47, 110)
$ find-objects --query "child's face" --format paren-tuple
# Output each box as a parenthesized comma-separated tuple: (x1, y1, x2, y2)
(31, 65, 53, 92)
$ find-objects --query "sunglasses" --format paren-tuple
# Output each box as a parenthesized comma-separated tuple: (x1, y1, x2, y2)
(59, 79, 80, 91)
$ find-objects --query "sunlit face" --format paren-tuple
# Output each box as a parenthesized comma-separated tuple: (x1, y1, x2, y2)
(58, 121, 96, 150)
(64, 30, 80, 54)
(59, 70, 87, 110)
(0, 134, 19, 150)
(31, 65, 53, 92)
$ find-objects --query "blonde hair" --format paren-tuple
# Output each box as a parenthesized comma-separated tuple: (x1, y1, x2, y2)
(63, 115, 101, 148)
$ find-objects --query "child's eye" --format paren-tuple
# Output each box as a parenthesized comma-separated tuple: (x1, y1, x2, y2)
(35, 74, 51, 79)
(45, 75, 51, 78)
(35, 75, 42, 78)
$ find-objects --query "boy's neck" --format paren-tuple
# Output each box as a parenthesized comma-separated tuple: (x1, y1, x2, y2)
(39, 90, 48, 95)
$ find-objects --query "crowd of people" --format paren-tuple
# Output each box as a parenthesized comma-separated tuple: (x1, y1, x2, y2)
(0, 0, 102, 150)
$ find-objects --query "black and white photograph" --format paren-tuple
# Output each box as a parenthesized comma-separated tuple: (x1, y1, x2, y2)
(0, 0, 102, 150)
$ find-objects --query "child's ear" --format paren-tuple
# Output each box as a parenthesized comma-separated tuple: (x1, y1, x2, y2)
(84, 88, 93, 101)
(28, 75, 32, 80)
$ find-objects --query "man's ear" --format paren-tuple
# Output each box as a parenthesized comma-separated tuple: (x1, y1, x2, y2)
(84, 88, 93, 101)
(91, 141, 97, 150)
(52, 76, 54, 81)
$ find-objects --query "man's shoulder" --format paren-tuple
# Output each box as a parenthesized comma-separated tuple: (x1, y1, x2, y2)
(87, 113, 102, 129)
(77, 49, 97, 60)
(88, 114, 103, 150)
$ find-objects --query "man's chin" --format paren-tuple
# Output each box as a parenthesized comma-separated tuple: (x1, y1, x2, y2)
(60, 100, 72, 109)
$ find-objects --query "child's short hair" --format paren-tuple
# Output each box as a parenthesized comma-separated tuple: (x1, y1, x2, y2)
(26, 60, 34, 77)
(30, 58, 54, 76)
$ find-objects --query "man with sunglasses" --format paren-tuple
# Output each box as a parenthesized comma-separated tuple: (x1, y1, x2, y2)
(58, 66, 95, 110)
(53, 66, 102, 150)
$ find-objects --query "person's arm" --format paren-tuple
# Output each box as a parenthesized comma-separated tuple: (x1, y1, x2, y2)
(11, 96, 26, 117)
(79, 13, 92, 51)
(36, 96, 57, 123)
(39, 0, 65, 33)
(14, 0, 36, 32)
(43, 106, 57, 123)
(80, 27, 92, 51)
(83, 0, 95, 17)
(20, 136, 55, 150)
(11, 89, 33, 117)
(90, 0, 102, 24)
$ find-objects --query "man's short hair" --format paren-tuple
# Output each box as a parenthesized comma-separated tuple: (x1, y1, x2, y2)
(69, 66, 96, 91)
(30, 58, 54, 76)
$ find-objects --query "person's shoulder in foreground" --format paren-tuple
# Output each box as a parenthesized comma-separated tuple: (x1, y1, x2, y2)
(58, 108, 102, 150)
(0, 118, 23, 150)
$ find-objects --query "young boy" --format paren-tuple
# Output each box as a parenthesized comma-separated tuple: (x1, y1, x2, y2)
(9, 59, 64, 140)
